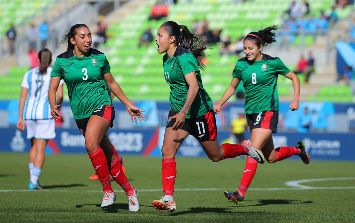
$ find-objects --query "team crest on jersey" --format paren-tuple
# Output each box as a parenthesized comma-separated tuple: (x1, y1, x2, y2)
(262, 64, 267, 71)
(92, 58, 96, 66)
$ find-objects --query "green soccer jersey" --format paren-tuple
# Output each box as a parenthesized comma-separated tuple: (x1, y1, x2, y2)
(51, 48, 112, 120)
(163, 46, 213, 118)
(232, 54, 290, 114)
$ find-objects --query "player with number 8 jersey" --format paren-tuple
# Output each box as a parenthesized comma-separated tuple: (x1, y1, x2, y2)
(215, 26, 310, 205)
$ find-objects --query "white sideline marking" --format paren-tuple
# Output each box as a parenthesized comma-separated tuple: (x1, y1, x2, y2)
(285, 177, 355, 189)
(1, 177, 354, 193)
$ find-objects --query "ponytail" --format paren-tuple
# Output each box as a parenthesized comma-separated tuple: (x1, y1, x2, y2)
(38, 48, 52, 74)
(244, 25, 278, 47)
(61, 24, 89, 51)
(161, 21, 206, 69)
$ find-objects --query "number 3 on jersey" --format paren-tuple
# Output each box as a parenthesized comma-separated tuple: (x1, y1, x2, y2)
(251, 72, 257, 84)
(82, 68, 88, 80)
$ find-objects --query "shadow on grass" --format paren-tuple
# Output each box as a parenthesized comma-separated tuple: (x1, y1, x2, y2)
(170, 207, 235, 216)
(244, 199, 313, 207)
(75, 203, 147, 213)
(42, 184, 87, 189)
(0, 174, 16, 178)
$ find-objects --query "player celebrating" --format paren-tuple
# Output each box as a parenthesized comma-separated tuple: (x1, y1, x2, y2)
(17, 48, 63, 190)
(48, 24, 142, 211)
(151, 21, 265, 212)
(214, 25, 310, 204)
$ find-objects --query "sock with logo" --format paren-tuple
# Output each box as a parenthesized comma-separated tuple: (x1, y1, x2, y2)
(162, 158, 176, 196)
(88, 147, 113, 192)
(274, 146, 301, 161)
(221, 143, 249, 159)
(238, 156, 258, 197)
(110, 158, 134, 196)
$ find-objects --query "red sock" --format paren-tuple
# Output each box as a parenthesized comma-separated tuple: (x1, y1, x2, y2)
(238, 157, 258, 197)
(88, 147, 113, 192)
(162, 158, 176, 196)
(221, 143, 248, 159)
(274, 146, 300, 161)
(110, 158, 134, 195)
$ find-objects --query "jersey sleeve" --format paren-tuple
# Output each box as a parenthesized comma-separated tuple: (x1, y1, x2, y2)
(274, 57, 290, 76)
(232, 61, 243, 79)
(51, 59, 63, 78)
(21, 71, 29, 89)
(101, 56, 111, 74)
(178, 53, 199, 75)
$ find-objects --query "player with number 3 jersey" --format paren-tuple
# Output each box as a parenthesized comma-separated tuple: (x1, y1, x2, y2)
(49, 24, 143, 212)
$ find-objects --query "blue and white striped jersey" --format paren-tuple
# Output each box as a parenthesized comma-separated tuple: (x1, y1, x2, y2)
(21, 67, 54, 120)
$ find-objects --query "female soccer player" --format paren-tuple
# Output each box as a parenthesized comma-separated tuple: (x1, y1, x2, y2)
(214, 26, 310, 204)
(48, 24, 142, 212)
(151, 21, 265, 212)
(17, 48, 63, 190)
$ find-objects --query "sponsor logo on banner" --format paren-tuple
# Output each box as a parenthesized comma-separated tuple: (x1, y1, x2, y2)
(303, 138, 341, 156)
(61, 131, 85, 147)
(10, 130, 26, 152)
(109, 132, 143, 152)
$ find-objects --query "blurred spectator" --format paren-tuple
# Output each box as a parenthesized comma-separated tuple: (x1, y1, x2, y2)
(327, 5, 339, 24)
(148, 1, 169, 21)
(192, 19, 204, 35)
(6, 24, 16, 55)
(303, 0, 310, 16)
(298, 107, 312, 132)
(231, 113, 248, 143)
(349, 15, 355, 41)
(138, 27, 154, 48)
(304, 51, 315, 83)
(93, 16, 108, 48)
(28, 48, 39, 69)
(39, 20, 49, 49)
(26, 23, 37, 50)
(294, 54, 308, 74)
(210, 28, 222, 44)
(219, 36, 232, 55)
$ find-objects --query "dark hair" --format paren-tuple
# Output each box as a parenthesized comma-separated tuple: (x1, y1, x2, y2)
(62, 24, 89, 50)
(161, 21, 206, 69)
(244, 25, 278, 47)
(38, 48, 52, 74)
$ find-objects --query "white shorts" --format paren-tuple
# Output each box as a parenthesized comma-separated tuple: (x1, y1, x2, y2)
(25, 119, 55, 139)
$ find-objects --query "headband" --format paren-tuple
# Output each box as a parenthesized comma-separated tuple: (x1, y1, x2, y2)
(247, 33, 262, 42)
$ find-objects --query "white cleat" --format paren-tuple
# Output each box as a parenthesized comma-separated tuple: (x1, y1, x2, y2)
(101, 191, 116, 208)
(128, 190, 139, 212)
(246, 145, 265, 164)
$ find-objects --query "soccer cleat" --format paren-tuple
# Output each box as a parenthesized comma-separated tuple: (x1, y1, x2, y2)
(128, 189, 139, 212)
(88, 173, 99, 180)
(224, 191, 244, 204)
(152, 196, 176, 212)
(246, 145, 265, 164)
(28, 182, 43, 191)
(241, 139, 252, 147)
(101, 191, 116, 208)
(296, 141, 310, 164)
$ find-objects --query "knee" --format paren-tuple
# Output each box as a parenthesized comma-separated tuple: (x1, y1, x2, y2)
(208, 155, 222, 162)
(85, 139, 98, 152)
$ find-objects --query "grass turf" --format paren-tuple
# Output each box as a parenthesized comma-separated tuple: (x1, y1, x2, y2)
(0, 153, 354, 223)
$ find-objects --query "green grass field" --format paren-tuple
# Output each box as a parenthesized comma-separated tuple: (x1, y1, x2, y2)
(0, 153, 355, 223)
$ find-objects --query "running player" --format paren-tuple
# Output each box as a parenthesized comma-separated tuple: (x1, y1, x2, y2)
(17, 48, 63, 190)
(151, 21, 265, 212)
(214, 26, 310, 204)
(48, 24, 142, 212)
